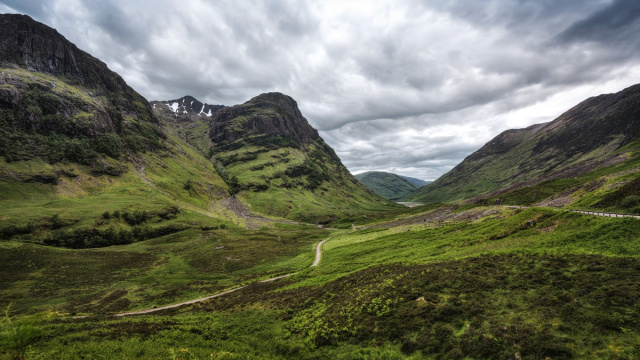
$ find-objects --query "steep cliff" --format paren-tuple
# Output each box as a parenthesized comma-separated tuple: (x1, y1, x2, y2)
(0, 14, 163, 164)
(200, 92, 393, 223)
(209, 92, 319, 147)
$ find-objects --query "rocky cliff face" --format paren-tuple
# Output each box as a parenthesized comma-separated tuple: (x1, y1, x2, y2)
(0, 14, 162, 163)
(209, 92, 319, 147)
(409, 83, 640, 203)
(0, 14, 146, 97)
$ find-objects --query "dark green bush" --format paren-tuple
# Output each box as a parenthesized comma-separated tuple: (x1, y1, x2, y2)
(122, 210, 148, 226)
(621, 195, 640, 209)
(0, 223, 35, 239)
(42, 224, 188, 249)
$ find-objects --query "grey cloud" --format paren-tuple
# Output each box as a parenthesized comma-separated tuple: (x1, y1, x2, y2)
(3, 0, 640, 181)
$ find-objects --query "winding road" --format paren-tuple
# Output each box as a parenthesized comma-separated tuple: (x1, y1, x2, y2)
(312, 238, 329, 267)
(114, 237, 330, 317)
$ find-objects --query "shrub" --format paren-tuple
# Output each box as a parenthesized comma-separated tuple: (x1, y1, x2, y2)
(42, 224, 188, 249)
(621, 195, 640, 209)
(0, 223, 35, 239)
(228, 176, 240, 195)
(0, 305, 42, 358)
(122, 210, 148, 226)
(159, 206, 180, 220)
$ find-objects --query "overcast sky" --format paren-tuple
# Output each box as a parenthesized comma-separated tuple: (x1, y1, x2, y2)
(3, 0, 640, 180)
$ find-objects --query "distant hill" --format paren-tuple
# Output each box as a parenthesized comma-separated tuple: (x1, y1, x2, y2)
(355, 171, 421, 200)
(408, 83, 640, 204)
(399, 175, 431, 188)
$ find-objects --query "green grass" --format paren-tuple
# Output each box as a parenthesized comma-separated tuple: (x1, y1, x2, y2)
(0, 224, 328, 315)
(3, 202, 640, 358)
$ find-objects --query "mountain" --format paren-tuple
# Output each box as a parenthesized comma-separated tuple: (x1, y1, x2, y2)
(409, 83, 640, 204)
(399, 175, 431, 188)
(355, 171, 420, 200)
(0, 14, 164, 169)
(150, 96, 225, 154)
(153, 92, 394, 223)
(0, 14, 236, 245)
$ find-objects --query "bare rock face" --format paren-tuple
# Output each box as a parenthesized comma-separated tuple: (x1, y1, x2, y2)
(0, 14, 141, 95)
(0, 14, 81, 76)
(209, 92, 319, 147)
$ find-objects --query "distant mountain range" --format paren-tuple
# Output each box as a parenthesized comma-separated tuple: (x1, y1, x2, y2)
(399, 175, 431, 188)
(355, 171, 430, 200)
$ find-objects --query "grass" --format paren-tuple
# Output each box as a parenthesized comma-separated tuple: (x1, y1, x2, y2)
(3, 202, 640, 358)
(0, 224, 327, 316)
(479, 152, 640, 212)
(11, 207, 640, 359)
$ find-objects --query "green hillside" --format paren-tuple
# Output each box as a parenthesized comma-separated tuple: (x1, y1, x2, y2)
(409, 84, 640, 204)
(354, 171, 420, 200)
(5, 202, 640, 359)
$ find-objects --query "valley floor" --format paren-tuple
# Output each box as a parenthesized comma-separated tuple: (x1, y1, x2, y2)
(2, 203, 640, 359)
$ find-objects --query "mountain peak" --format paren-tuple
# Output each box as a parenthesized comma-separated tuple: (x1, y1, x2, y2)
(151, 96, 225, 117)
(0, 14, 162, 164)
(209, 92, 319, 147)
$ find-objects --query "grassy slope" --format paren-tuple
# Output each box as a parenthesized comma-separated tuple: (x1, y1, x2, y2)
(4, 202, 640, 359)
(209, 139, 398, 224)
(354, 171, 419, 200)
(479, 139, 640, 213)
(410, 85, 640, 204)
(0, 109, 339, 313)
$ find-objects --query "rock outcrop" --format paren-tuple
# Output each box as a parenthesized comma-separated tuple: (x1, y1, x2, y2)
(209, 92, 320, 147)
(0, 14, 162, 162)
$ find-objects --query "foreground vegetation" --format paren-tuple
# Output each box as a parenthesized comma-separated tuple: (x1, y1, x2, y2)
(3, 202, 640, 359)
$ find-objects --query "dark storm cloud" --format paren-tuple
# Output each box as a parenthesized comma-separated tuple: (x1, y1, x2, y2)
(2, 0, 640, 180)
(557, 0, 640, 46)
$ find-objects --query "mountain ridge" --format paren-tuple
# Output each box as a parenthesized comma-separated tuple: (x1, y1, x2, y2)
(409, 83, 640, 204)
(151, 92, 394, 223)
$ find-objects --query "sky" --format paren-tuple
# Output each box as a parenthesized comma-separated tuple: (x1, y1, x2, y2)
(2, 0, 640, 180)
